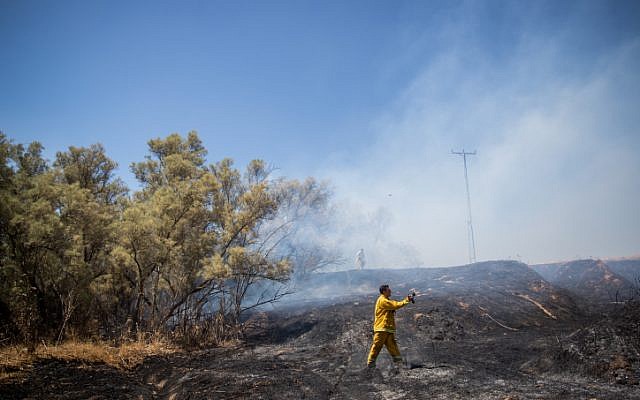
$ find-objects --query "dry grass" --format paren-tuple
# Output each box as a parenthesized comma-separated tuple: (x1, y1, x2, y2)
(0, 338, 178, 380)
(0, 346, 34, 380)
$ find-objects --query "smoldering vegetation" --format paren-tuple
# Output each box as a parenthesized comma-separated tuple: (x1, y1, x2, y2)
(3, 258, 640, 399)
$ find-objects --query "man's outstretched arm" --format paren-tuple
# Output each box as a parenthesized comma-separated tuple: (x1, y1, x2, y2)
(378, 296, 410, 310)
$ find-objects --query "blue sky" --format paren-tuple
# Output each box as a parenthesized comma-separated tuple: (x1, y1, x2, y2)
(2, 0, 442, 174)
(2, 1, 639, 266)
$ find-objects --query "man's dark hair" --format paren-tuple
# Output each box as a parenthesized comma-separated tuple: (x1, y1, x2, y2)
(379, 284, 389, 294)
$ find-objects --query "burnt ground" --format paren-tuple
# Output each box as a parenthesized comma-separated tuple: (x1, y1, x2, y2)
(2, 261, 640, 399)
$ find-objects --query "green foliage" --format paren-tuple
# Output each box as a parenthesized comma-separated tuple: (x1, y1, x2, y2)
(0, 131, 335, 347)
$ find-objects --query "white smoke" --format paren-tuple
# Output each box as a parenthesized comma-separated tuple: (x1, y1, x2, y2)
(315, 16, 640, 268)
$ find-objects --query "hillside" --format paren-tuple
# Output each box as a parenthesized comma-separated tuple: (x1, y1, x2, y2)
(531, 259, 635, 302)
(605, 257, 640, 283)
(290, 260, 582, 328)
(2, 259, 639, 399)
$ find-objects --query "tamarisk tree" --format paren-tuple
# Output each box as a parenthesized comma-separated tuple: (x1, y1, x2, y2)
(0, 135, 126, 348)
(0, 131, 336, 346)
(119, 132, 334, 342)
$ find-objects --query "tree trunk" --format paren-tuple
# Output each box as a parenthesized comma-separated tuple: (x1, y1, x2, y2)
(133, 268, 145, 339)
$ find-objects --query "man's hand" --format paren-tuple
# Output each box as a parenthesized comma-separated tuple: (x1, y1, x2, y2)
(407, 292, 416, 303)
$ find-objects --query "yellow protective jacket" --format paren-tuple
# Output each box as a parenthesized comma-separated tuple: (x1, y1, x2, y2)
(373, 294, 410, 333)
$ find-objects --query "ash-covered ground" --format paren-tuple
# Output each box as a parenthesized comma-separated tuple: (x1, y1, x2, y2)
(2, 260, 640, 399)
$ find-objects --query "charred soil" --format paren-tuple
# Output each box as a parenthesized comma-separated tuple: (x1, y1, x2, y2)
(2, 262, 640, 399)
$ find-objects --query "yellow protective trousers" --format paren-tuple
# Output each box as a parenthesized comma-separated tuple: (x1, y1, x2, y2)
(367, 331, 402, 365)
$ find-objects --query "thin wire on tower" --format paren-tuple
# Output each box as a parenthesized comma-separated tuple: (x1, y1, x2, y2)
(451, 149, 477, 264)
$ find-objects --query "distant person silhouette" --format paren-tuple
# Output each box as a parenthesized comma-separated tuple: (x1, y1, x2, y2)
(355, 248, 366, 270)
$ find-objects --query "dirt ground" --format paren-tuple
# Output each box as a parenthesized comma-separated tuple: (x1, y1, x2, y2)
(2, 302, 639, 399)
(2, 262, 640, 399)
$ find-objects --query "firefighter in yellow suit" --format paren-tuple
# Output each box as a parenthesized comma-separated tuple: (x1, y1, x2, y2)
(367, 284, 414, 368)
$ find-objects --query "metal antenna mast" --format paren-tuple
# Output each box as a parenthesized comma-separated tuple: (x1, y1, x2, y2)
(452, 149, 477, 264)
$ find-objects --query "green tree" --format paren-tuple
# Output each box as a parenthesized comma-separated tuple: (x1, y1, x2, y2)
(0, 137, 66, 349)
(0, 130, 337, 348)
(123, 132, 335, 343)
(0, 136, 129, 347)
(120, 132, 220, 336)
(51, 144, 127, 341)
